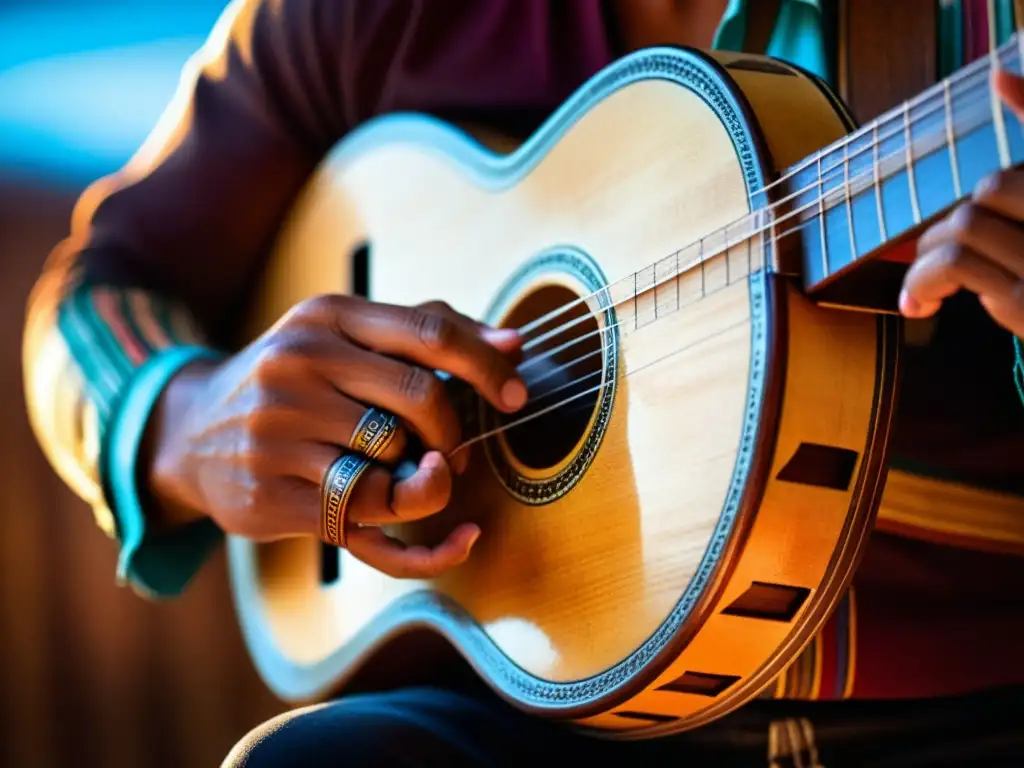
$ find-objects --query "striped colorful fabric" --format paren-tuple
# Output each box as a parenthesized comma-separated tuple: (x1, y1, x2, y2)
(870, 0, 1024, 558)
(40, 274, 211, 565)
(769, 0, 1024, 701)
(57, 282, 206, 425)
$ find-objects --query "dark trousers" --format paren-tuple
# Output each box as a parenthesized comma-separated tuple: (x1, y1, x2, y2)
(224, 684, 1024, 767)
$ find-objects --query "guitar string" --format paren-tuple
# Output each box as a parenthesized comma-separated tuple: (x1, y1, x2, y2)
(721, 32, 1016, 201)
(511, 42, 1018, 351)
(452, 316, 753, 455)
(453, 86, 1013, 450)
(516, 48, 1014, 350)
(506, 80, 1005, 384)
(508, 84, 1009, 399)
(516, 69, 998, 353)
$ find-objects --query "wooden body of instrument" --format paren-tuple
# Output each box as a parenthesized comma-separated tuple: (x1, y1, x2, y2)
(227, 44, 1023, 737)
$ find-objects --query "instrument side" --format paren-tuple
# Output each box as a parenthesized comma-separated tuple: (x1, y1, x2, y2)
(227, 47, 899, 741)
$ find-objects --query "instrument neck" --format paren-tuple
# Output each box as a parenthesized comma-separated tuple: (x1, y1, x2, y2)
(792, 34, 1023, 312)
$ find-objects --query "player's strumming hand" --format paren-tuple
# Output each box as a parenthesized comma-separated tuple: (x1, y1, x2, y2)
(901, 70, 1024, 336)
(145, 294, 526, 578)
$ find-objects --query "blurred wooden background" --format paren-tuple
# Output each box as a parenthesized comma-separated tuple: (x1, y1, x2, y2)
(0, 178, 283, 768)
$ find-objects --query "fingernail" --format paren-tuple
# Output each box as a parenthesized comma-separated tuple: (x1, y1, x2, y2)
(898, 288, 921, 317)
(974, 173, 997, 199)
(482, 327, 519, 346)
(501, 379, 527, 410)
(420, 451, 444, 474)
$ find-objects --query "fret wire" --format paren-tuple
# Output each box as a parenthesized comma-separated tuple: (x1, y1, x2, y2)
(749, 225, 757, 276)
(843, 140, 857, 261)
(989, 0, 1012, 168)
(724, 224, 731, 285)
(816, 154, 829, 276)
(516, 40, 1020, 344)
(872, 120, 887, 241)
(699, 238, 706, 299)
(675, 250, 680, 311)
(903, 102, 922, 224)
(943, 78, 963, 198)
(653, 259, 659, 320)
(632, 271, 637, 330)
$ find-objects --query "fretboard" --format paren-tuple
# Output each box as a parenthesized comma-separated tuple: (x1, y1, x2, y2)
(792, 34, 1024, 311)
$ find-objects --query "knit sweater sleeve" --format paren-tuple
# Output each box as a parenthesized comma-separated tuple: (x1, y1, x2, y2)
(21, 0, 379, 597)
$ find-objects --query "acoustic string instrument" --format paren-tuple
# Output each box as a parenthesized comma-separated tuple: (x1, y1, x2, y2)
(227, 33, 1024, 737)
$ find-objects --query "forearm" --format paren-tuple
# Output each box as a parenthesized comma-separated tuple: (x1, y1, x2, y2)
(141, 358, 221, 531)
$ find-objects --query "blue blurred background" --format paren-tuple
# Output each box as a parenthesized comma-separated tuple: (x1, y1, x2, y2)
(0, 0, 223, 186)
(0, 3, 282, 766)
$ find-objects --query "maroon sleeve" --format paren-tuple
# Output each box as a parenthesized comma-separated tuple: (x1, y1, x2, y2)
(21, 0, 421, 596)
(59, 0, 355, 340)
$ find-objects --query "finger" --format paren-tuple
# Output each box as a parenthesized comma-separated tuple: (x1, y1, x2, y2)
(420, 300, 524, 359)
(346, 522, 481, 579)
(320, 344, 464, 457)
(919, 203, 1024, 279)
(259, 393, 409, 465)
(305, 447, 454, 526)
(915, 213, 955, 254)
(345, 450, 454, 526)
(900, 242, 1019, 318)
(980, 284, 1024, 337)
(481, 326, 523, 356)
(331, 297, 527, 413)
(994, 69, 1024, 122)
(972, 167, 1024, 223)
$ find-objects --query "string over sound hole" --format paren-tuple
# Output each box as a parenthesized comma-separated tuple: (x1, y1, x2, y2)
(500, 284, 604, 470)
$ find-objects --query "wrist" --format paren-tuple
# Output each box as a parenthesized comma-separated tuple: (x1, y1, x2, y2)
(143, 357, 220, 531)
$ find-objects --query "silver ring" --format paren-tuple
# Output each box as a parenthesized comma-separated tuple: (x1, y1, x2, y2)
(320, 453, 371, 548)
(349, 407, 399, 460)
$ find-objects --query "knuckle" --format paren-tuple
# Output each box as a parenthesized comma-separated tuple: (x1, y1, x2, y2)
(409, 307, 456, 351)
(418, 300, 454, 316)
(950, 202, 983, 239)
(253, 333, 326, 383)
(249, 485, 282, 519)
(294, 293, 344, 321)
(287, 294, 355, 339)
(1010, 280, 1024, 306)
(976, 170, 1009, 198)
(217, 489, 265, 536)
(251, 341, 302, 382)
(942, 199, 991, 241)
(398, 366, 443, 408)
(247, 405, 291, 437)
(932, 242, 966, 273)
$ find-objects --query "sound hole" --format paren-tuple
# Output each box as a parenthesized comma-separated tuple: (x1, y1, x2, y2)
(499, 284, 604, 470)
